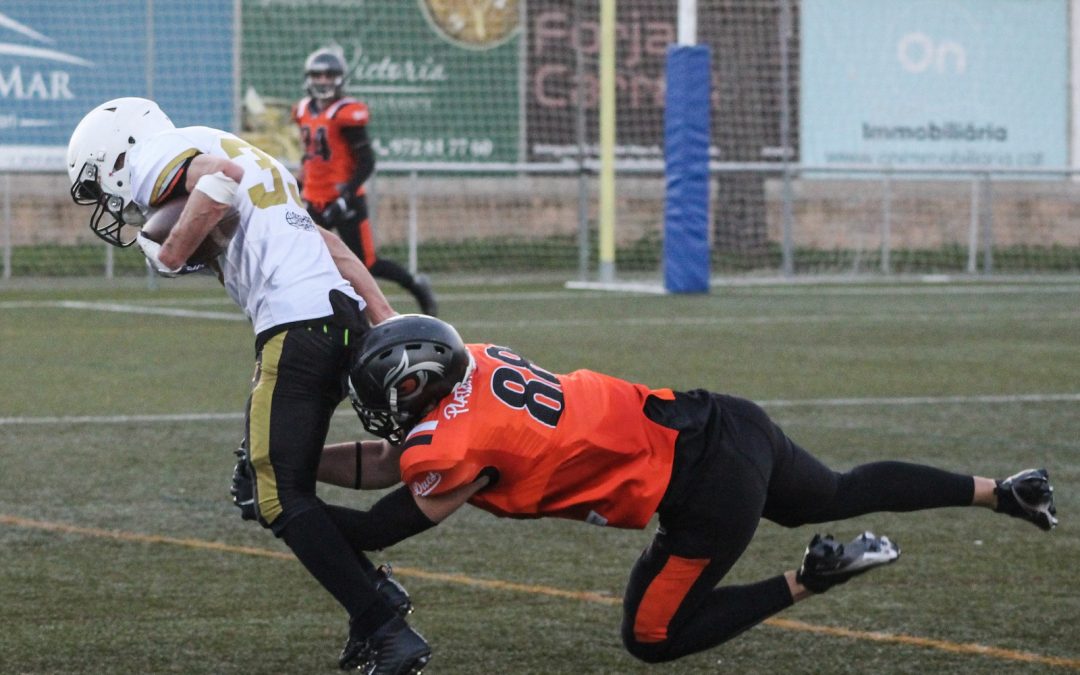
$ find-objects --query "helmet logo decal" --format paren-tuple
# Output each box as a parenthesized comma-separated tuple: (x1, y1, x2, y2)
(383, 350, 446, 410)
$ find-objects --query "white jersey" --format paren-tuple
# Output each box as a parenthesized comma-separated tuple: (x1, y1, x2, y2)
(127, 126, 363, 335)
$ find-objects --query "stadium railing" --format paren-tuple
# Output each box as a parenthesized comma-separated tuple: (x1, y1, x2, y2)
(2, 164, 1079, 283)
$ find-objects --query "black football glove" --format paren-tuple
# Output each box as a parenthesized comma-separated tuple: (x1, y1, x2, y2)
(230, 445, 256, 521)
(319, 196, 357, 228)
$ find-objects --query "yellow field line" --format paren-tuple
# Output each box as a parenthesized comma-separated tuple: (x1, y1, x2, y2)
(3, 513, 1078, 670)
(762, 617, 1080, 668)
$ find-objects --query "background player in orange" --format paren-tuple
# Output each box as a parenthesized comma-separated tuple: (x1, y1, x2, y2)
(293, 47, 438, 316)
(309, 314, 1058, 669)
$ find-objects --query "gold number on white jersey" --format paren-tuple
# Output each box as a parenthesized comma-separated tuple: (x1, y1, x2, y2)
(220, 137, 302, 209)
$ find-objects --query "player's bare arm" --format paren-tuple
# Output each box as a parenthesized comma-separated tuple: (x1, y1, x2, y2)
(320, 227, 397, 323)
(158, 155, 242, 269)
(316, 439, 489, 522)
(413, 476, 490, 523)
(318, 439, 403, 489)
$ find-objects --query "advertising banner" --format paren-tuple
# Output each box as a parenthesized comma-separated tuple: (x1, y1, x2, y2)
(526, 0, 675, 163)
(241, 1, 521, 164)
(801, 0, 1068, 171)
(0, 0, 235, 171)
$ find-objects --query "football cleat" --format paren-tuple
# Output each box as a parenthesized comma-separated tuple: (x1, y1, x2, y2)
(339, 617, 431, 674)
(364, 617, 431, 675)
(412, 274, 438, 317)
(336, 568, 416, 674)
(995, 468, 1057, 531)
(339, 627, 372, 671)
(372, 564, 413, 617)
(797, 531, 900, 594)
(229, 445, 256, 521)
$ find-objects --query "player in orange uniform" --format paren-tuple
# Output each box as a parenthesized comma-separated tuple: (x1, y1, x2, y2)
(293, 48, 437, 316)
(314, 315, 1057, 669)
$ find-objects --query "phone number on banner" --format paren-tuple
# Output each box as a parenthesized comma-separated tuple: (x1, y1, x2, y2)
(374, 137, 496, 160)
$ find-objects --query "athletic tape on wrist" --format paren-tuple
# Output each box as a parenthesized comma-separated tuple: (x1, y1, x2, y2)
(136, 232, 183, 274)
(195, 171, 240, 205)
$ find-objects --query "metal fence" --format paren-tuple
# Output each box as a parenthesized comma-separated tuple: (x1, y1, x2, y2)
(5, 163, 1077, 282)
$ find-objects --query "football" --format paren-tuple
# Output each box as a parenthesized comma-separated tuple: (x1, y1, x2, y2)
(139, 195, 240, 265)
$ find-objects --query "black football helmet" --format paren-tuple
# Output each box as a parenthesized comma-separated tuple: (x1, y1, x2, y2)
(349, 314, 471, 444)
(304, 48, 347, 101)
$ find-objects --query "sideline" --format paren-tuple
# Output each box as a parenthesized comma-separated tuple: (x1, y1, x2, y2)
(1, 513, 1077, 670)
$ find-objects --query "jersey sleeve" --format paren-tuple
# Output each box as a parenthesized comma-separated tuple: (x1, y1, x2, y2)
(398, 420, 485, 497)
(127, 132, 200, 208)
(333, 100, 370, 129)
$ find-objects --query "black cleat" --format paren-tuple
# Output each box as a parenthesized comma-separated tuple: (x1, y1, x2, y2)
(339, 630, 373, 669)
(340, 617, 431, 674)
(229, 445, 256, 521)
(339, 567, 413, 669)
(372, 564, 413, 617)
(339, 628, 372, 671)
(797, 531, 900, 594)
(996, 468, 1057, 531)
(412, 274, 438, 317)
(366, 617, 431, 675)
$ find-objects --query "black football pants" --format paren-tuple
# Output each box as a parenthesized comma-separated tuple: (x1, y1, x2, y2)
(247, 321, 396, 634)
(621, 392, 975, 662)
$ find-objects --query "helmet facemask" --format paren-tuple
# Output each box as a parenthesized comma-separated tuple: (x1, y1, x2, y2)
(66, 97, 172, 247)
(303, 49, 347, 102)
(69, 160, 145, 247)
(305, 71, 344, 101)
(349, 376, 409, 445)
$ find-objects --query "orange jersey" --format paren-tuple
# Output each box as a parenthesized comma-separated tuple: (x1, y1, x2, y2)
(292, 96, 370, 207)
(398, 344, 680, 529)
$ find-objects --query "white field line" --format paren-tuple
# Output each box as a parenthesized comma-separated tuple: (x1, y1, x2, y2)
(52, 300, 243, 321)
(760, 393, 1080, 407)
(2, 393, 1077, 426)
(0, 412, 245, 425)
(1, 299, 1078, 326)
(412, 283, 1080, 299)
(1, 281, 1079, 311)
(713, 282, 1080, 296)
(453, 311, 1080, 328)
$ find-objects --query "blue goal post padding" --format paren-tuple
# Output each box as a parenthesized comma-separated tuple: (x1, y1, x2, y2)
(663, 44, 712, 294)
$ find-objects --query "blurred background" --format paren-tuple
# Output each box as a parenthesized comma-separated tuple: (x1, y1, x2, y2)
(1, 0, 1077, 284)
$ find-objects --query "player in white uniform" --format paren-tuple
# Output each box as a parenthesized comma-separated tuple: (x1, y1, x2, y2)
(128, 124, 363, 332)
(66, 98, 430, 674)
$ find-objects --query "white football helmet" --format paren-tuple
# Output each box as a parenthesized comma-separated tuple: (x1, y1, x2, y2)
(67, 97, 175, 247)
